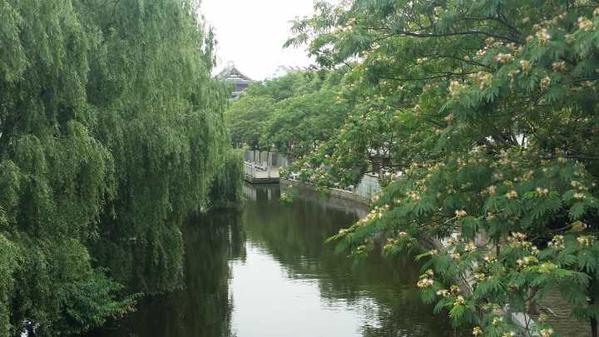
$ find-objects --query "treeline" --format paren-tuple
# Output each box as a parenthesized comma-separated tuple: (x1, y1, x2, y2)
(0, 0, 240, 336)
(226, 68, 422, 186)
(235, 1, 599, 336)
(225, 71, 350, 160)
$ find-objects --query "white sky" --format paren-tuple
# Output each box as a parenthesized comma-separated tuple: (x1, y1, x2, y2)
(200, 0, 316, 80)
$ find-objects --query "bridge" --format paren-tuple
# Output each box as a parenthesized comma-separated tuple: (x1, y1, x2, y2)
(244, 161, 280, 184)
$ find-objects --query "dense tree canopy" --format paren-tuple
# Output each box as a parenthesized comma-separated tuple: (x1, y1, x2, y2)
(0, 0, 240, 335)
(284, 0, 599, 336)
(226, 96, 276, 150)
(225, 70, 350, 159)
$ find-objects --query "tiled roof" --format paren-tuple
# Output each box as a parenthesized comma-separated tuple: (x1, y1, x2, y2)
(217, 65, 253, 82)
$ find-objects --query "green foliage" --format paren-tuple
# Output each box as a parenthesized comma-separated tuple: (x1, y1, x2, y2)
(0, 0, 239, 335)
(287, 0, 599, 336)
(265, 87, 349, 159)
(209, 149, 244, 208)
(0, 231, 19, 337)
(225, 70, 349, 159)
(225, 96, 276, 150)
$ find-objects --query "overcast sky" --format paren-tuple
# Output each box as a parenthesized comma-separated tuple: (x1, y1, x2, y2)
(200, 0, 316, 80)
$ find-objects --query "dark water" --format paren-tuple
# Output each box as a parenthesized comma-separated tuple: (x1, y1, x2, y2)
(89, 184, 462, 337)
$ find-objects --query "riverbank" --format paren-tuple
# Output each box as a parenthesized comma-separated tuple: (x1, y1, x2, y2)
(281, 178, 371, 207)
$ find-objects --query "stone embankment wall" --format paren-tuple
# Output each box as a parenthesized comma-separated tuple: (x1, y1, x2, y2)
(539, 290, 591, 337)
(282, 173, 382, 205)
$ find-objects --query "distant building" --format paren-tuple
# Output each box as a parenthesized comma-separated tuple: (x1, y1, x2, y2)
(217, 65, 253, 99)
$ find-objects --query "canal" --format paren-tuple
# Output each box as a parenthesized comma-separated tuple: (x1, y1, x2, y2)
(89, 184, 464, 337)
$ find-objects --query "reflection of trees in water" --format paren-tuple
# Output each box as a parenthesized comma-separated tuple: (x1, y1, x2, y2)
(88, 210, 242, 337)
(89, 184, 465, 337)
(243, 185, 465, 337)
(361, 301, 466, 337)
(91, 217, 185, 294)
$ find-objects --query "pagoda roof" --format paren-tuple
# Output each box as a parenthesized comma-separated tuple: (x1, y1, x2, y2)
(217, 65, 253, 82)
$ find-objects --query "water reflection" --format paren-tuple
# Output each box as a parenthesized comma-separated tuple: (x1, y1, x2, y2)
(236, 185, 461, 337)
(88, 211, 240, 337)
(89, 184, 463, 337)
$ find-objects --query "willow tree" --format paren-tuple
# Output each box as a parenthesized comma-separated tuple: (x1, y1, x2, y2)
(0, 0, 236, 335)
(288, 1, 599, 336)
